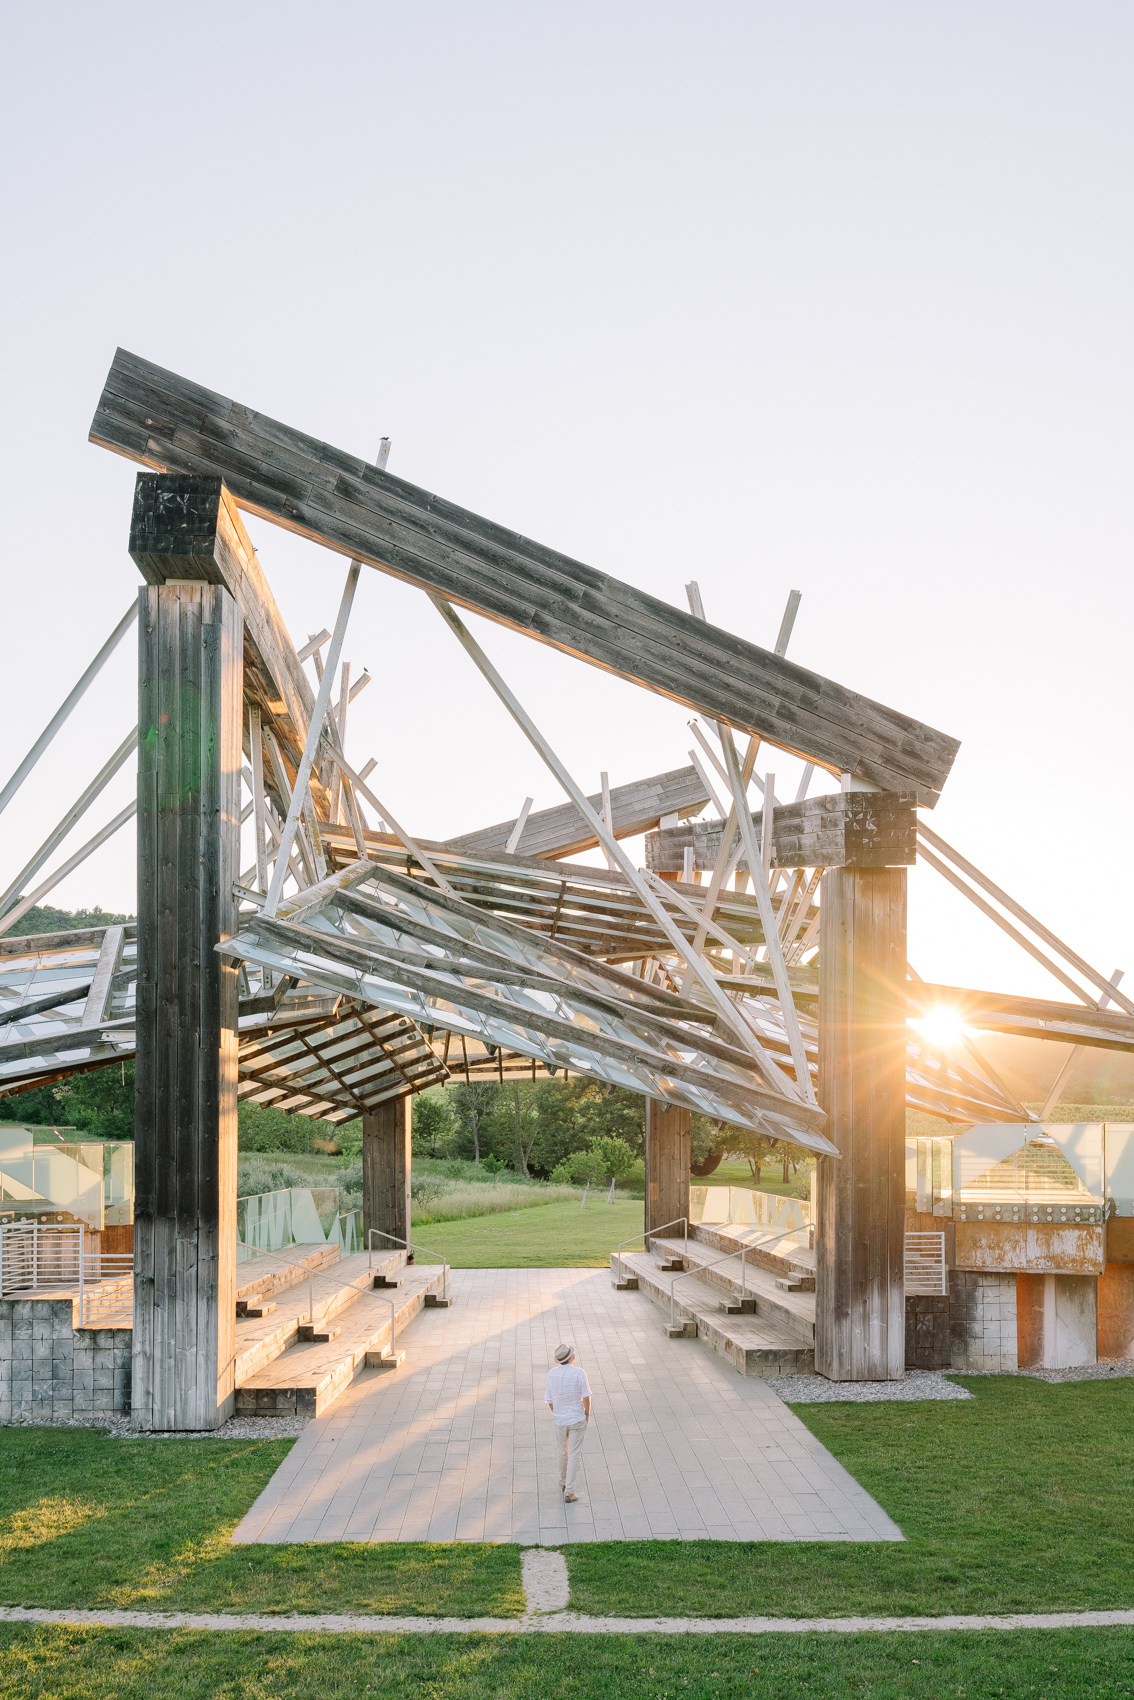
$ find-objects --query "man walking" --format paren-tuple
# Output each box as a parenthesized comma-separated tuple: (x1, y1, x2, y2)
(545, 1342, 591, 1502)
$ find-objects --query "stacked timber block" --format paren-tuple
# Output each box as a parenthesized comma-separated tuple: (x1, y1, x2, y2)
(0, 1299, 131, 1422)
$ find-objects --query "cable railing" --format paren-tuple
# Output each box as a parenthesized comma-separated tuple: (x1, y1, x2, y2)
(366, 1229, 451, 1304)
(610, 1215, 688, 1286)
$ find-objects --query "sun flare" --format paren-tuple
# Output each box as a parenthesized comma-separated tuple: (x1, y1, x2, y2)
(912, 1007, 968, 1050)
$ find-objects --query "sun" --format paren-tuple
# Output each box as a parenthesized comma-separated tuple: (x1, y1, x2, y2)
(912, 1007, 968, 1050)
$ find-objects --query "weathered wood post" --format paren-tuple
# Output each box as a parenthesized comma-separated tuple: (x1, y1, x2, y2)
(815, 861, 908, 1380)
(363, 1096, 413, 1256)
(132, 553, 243, 1428)
(644, 1101, 691, 1245)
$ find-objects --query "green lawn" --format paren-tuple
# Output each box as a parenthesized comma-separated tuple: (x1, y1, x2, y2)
(0, 1429, 521, 1617)
(703, 1159, 809, 1195)
(565, 1376, 1134, 1619)
(0, 1625, 1129, 1699)
(410, 1195, 643, 1267)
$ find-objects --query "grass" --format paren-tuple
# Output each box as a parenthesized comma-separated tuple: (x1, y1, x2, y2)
(0, 1625, 1130, 1698)
(412, 1179, 583, 1225)
(564, 1375, 1134, 1619)
(409, 1195, 643, 1267)
(0, 1429, 521, 1617)
(701, 1159, 810, 1196)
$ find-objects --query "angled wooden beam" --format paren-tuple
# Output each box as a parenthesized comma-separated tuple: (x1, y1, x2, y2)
(445, 765, 710, 861)
(91, 350, 960, 804)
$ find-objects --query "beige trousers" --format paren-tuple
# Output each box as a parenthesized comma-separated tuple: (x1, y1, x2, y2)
(556, 1420, 587, 1492)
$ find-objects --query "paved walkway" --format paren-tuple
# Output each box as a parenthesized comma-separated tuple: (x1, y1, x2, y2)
(4, 1604, 1133, 1635)
(232, 1267, 902, 1545)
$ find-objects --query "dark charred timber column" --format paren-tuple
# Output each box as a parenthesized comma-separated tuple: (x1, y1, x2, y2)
(134, 580, 243, 1430)
(644, 1101, 691, 1244)
(363, 1096, 412, 1256)
(816, 864, 908, 1381)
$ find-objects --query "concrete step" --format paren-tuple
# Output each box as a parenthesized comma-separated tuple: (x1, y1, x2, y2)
(232, 1249, 406, 1386)
(615, 1251, 813, 1378)
(235, 1263, 447, 1417)
(236, 1298, 277, 1319)
(650, 1236, 815, 1345)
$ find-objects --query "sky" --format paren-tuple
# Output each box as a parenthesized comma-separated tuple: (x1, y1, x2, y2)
(0, 2, 1130, 1005)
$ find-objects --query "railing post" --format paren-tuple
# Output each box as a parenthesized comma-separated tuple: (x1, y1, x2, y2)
(78, 1224, 85, 1329)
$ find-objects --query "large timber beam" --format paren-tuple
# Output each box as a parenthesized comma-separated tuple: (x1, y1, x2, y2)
(815, 867, 908, 1381)
(646, 791, 918, 874)
(91, 350, 960, 805)
(133, 581, 243, 1431)
(445, 765, 711, 861)
(129, 472, 319, 796)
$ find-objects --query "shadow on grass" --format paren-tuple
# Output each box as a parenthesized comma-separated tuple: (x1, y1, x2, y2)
(0, 1429, 522, 1617)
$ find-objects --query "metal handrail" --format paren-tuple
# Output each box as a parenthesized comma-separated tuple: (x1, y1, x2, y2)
(668, 1246, 750, 1332)
(367, 1228, 450, 1303)
(611, 1215, 688, 1284)
(235, 1241, 374, 1332)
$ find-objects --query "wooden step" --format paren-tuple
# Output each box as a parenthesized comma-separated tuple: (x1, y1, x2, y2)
(655, 1257, 685, 1272)
(235, 1264, 446, 1417)
(298, 1323, 340, 1343)
(372, 1275, 403, 1290)
(615, 1251, 814, 1378)
(649, 1235, 815, 1345)
(233, 1249, 407, 1386)
(236, 1298, 276, 1319)
(365, 1347, 406, 1371)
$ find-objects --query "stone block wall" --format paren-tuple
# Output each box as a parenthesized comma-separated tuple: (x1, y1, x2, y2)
(948, 1271, 1018, 1372)
(905, 1293, 952, 1368)
(0, 1300, 131, 1423)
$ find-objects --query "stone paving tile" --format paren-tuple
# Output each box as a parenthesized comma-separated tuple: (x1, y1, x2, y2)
(231, 1268, 904, 1545)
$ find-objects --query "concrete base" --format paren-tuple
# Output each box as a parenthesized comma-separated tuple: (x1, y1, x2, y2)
(1017, 1273, 1097, 1369)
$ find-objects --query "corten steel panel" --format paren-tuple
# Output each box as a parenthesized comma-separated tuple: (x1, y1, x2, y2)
(816, 867, 908, 1381)
(644, 1101, 691, 1242)
(134, 583, 242, 1431)
(91, 349, 960, 804)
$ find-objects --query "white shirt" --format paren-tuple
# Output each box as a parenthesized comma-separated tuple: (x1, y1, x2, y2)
(545, 1362, 591, 1426)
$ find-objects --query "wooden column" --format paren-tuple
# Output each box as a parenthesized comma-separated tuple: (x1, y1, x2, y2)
(363, 1095, 412, 1255)
(815, 867, 908, 1380)
(133, 581, 243, 1430)
(644, 1100, 690, 1243)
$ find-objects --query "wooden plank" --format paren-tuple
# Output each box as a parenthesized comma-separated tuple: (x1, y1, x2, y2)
(79, 925, 125, 1028)
(446, 765, 711, 861)
(134, 581, 242, 1431)
(92, 351, 960, 803)
(815, 867, 908, 1381)
(647, 791, 917, 873)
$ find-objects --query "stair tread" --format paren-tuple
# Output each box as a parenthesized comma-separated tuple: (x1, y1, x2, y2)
(236, 1267, 442, 1393)
(232, 1250, 408, 1382)
(619, 1252, 812, 1354)
(648, 1237, 816, 1325)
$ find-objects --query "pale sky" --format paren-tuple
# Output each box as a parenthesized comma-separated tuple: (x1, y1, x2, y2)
(1, 2, 1130, 1004)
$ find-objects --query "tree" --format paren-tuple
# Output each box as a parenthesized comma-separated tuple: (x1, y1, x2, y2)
(550, 1134, 638, 1186)
(412, 1090, 456, 1158)
(448, 1083, 499, 1163)
(690, 1114, 726, 1177)
(16, 1058, 136, 1141)
(489, 1081, 540, 1176)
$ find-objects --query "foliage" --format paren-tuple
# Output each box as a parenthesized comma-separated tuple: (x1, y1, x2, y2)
(15, 1059, 135, 1141)
(689, 1113, 725, 1176)
(446, 1082, 500, 1163)
(235, 1158, 316, 1198)
(2, 903, 132, 938)
(236, 1103, 319, 1154)
(521, 1078, 645, 1178)
(411, 1089, 456, 1157)
(411, 1179, 582, 1226)
(489, 1081, 541, 1175)
(550, 1134, 639, 1185)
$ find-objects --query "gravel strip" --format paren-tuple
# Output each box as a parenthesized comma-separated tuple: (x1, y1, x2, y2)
(1003, 1356, 1134, 1386)
(770, 1369, 972, 1403)
(1, 1414, 307, 1440)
